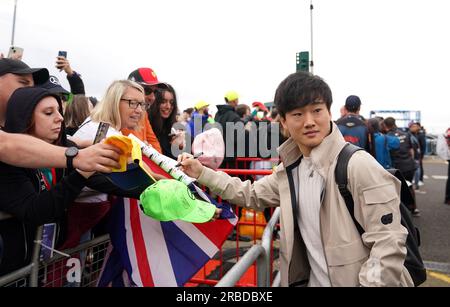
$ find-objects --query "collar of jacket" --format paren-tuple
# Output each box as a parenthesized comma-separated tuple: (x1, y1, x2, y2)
(216, 104, 235, 112)
(278, 122, 347, 177)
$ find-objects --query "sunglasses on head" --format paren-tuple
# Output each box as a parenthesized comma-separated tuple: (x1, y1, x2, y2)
(143, 85, 162, 96)
(143, 86, 154, 95)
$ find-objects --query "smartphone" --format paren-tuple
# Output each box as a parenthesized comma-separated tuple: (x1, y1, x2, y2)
(58, 50, 67, 58)
(40, 223, 56, 261)
(56, 51, 67, 71)
(8, 46, 24, 60)
(93, 122, 110, 144)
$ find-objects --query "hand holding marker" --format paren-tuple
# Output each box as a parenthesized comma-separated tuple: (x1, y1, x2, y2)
(175, 152, 203, 167)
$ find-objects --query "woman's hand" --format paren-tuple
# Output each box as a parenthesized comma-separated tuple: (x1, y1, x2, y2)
(171, 130, 186, 150)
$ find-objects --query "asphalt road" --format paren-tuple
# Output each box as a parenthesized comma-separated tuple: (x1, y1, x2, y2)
(412, 156, 450, 286)
(414, 157, 449, 262)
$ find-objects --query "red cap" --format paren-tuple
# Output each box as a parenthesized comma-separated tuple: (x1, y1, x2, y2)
(252, 101, 268, 112)
(128, 67, 164, 86)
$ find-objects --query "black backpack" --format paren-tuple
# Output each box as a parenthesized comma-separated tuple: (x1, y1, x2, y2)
(335, 143, 426, 286)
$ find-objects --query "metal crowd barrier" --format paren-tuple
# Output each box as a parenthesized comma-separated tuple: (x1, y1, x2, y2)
(0, 212, 109, 288)
(216, 207, 280, 287)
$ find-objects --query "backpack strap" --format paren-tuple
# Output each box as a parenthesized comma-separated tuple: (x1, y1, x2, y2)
(335, 143, 365, 235)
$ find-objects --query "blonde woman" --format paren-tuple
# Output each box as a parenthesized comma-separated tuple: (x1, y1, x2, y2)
(69, 80, 159, 251)
(75, 80, 147, 140)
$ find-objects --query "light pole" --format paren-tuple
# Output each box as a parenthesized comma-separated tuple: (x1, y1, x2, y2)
(11, 0, 18, 46)
(310, 0, 314, 74)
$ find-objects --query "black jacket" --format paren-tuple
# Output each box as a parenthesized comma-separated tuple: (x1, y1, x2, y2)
(1, 86, 143, 225)
(0, 88, 145, 275)
(214, 104, 249, 162)
(67, 71, 85, 95)
(214, 104, 242, 128)
(0, 87, 88, 275)
(387, 128, 416, 173)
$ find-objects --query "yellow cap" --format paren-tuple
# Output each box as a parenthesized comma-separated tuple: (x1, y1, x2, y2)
(224, 90, 239, 102)
(194, 100, 209, 110)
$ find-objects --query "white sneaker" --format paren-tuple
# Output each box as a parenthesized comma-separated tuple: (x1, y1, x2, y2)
(418, 181, 424, 186)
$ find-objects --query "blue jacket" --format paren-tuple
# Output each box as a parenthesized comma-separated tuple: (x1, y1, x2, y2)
(372, 132, 400, 169)
(336, 115, 369, 151)
(188, 111, 209, 138)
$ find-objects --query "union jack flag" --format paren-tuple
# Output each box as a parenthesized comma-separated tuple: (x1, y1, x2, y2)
(98, 157, 237, 287)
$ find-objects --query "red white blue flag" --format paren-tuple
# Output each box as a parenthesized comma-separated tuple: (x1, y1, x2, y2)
(98, 157, 237, 287)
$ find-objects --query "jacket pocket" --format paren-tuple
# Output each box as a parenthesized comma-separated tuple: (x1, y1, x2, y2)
(326, 239, 369, 266)
(362, 183, 397, 205)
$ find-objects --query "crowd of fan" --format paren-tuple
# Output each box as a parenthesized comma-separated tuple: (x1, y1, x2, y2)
(336, 95, 427, 216)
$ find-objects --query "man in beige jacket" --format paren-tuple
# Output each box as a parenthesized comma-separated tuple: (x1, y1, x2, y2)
(178, 71, 413, 287)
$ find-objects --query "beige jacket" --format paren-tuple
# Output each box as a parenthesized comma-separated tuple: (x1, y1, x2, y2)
(198, 122, 413, 287)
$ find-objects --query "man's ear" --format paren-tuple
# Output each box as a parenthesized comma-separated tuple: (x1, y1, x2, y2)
(279, 115, 287, 130)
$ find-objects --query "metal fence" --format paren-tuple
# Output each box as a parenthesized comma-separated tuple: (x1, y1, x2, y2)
(0, 223, 110, 288)
(216, 208, 280, 287)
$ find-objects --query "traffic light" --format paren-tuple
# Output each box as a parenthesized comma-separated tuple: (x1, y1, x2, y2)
(296, 51, 309, 72)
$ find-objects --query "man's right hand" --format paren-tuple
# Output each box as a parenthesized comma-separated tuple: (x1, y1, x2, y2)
(74, 143, 122, 173)
(177, 152, 204, 179)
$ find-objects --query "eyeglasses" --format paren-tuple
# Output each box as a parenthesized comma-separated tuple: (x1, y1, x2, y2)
(121, 98, 150, 110)
(143, 85, 161, 96)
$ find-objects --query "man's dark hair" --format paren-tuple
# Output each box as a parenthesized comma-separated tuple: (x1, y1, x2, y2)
(367, 118, 381, 133)
(344, 95, 361, 113)
(274, 71, 332, 118)
(183, 107, 194, 116)
(270, 107, 279, 119)
(383, 117, 396, 129)
(235, 104, 250, 118)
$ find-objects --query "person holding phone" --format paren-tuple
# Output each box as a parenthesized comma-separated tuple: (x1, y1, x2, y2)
(0, 58, 122, 174)
(64, 80, 166, 254)
(73, 80, 164, 206)
(55, 51, 85, 95)
(7, 46, 24, 60)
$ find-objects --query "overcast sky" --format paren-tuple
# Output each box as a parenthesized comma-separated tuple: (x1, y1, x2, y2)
(1, 0, 449, 133)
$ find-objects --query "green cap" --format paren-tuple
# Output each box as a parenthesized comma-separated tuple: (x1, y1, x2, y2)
(139, 179, 216, 223)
